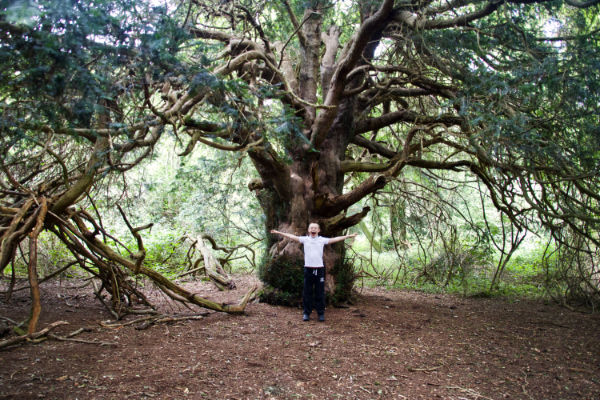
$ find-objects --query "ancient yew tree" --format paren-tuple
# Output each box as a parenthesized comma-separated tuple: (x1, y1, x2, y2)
(1, 0, 600, 324)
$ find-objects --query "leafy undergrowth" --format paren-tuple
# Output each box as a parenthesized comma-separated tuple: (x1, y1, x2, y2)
(1, 275, 599, 399)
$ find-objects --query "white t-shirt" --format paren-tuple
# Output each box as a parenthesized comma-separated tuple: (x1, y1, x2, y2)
(299, 236, 330, 267)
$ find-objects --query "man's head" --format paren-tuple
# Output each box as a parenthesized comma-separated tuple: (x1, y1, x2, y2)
(308, 223, 320, 237)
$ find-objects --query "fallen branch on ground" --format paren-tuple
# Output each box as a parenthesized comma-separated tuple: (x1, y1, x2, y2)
(407, 365, 442, 372)
(447, 386, 494, 400)
(47, 333, 117, 346)
(100, 315, 156, 328)
(0, 321, 68, 350)
(100, 312, 212, 330)
(65, 327, 94, 338)
(0, 316, 18, 325)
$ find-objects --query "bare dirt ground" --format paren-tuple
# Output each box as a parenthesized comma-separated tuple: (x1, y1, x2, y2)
(1, 275, 599, 400)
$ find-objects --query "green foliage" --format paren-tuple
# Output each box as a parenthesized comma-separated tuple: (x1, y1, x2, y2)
(420, 3, 600, 174)
(3, 0, 599, 309)
(368, 236, 554, 299)
(267, 108, 312, 162)
(541, 235, 600, 308)
(330, 255, 357, 304)
(258, 253, 304, 295)
(3, 0, 42, 26)
(85, 136, 264, 276)
(0, 0, 186, 172)
(137, 231, 186, 274)
(259, 285, 302, 307)
(37, 231, 73, 270)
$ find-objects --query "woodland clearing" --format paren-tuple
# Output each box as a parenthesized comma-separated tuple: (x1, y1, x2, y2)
(1, 275, 599, 400)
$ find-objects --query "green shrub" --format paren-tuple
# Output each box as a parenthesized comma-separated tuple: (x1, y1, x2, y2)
(259, 286, 302, 307)
(258, 254, 304, 305)
(330, 257, 357, 304)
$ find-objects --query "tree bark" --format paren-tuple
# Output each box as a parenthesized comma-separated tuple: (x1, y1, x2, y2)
(186, 234, 236, 290)
(0, 321, 69, 350)
(27, 198, 48, 334)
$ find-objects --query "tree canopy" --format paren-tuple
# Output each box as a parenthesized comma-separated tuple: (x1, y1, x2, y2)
(1, 0, 600, 329)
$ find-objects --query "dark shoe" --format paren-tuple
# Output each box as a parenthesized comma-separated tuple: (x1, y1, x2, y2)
(318, 315, 325, 322)
(303, 314, 310, 322)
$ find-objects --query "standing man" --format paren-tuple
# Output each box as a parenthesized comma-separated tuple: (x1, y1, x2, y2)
(270, 223, 358, 322)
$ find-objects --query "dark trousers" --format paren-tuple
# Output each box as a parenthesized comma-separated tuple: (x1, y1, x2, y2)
(303, 267, 325, 316)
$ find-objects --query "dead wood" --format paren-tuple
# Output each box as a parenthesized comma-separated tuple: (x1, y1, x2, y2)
(52, 215, 252, 314)
(100, 312, 210, 330)
(237, 284, 258, 306)
(47, 333, 117, 346)
(0, 320, 68, 350)
(177, 265, 206, 278)
(407, 365, 442, 372)
(100, 315, 156, 328)
(65, 327, 94, 338)
(123, 308, 160, 315)
(154, 281, 193, 306)
(0, 316, 18, 325)
(154, 315, 206, 324)
(116, 204, 152, 274)
(27, 198, 48, 333)
(184, 233, 236, 290)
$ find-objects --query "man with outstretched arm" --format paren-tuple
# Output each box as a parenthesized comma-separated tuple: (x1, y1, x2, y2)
(270, 223, 358, 322)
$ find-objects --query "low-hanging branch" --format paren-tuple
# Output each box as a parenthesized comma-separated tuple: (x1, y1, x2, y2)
(2, 0, 600, 318)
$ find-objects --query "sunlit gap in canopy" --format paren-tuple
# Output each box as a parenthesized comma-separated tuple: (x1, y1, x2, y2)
(542, 18, 566, 52)
(83, 0, 174, 46)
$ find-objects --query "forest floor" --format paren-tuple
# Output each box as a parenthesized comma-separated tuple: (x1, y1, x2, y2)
(1, 274, 599, 400)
